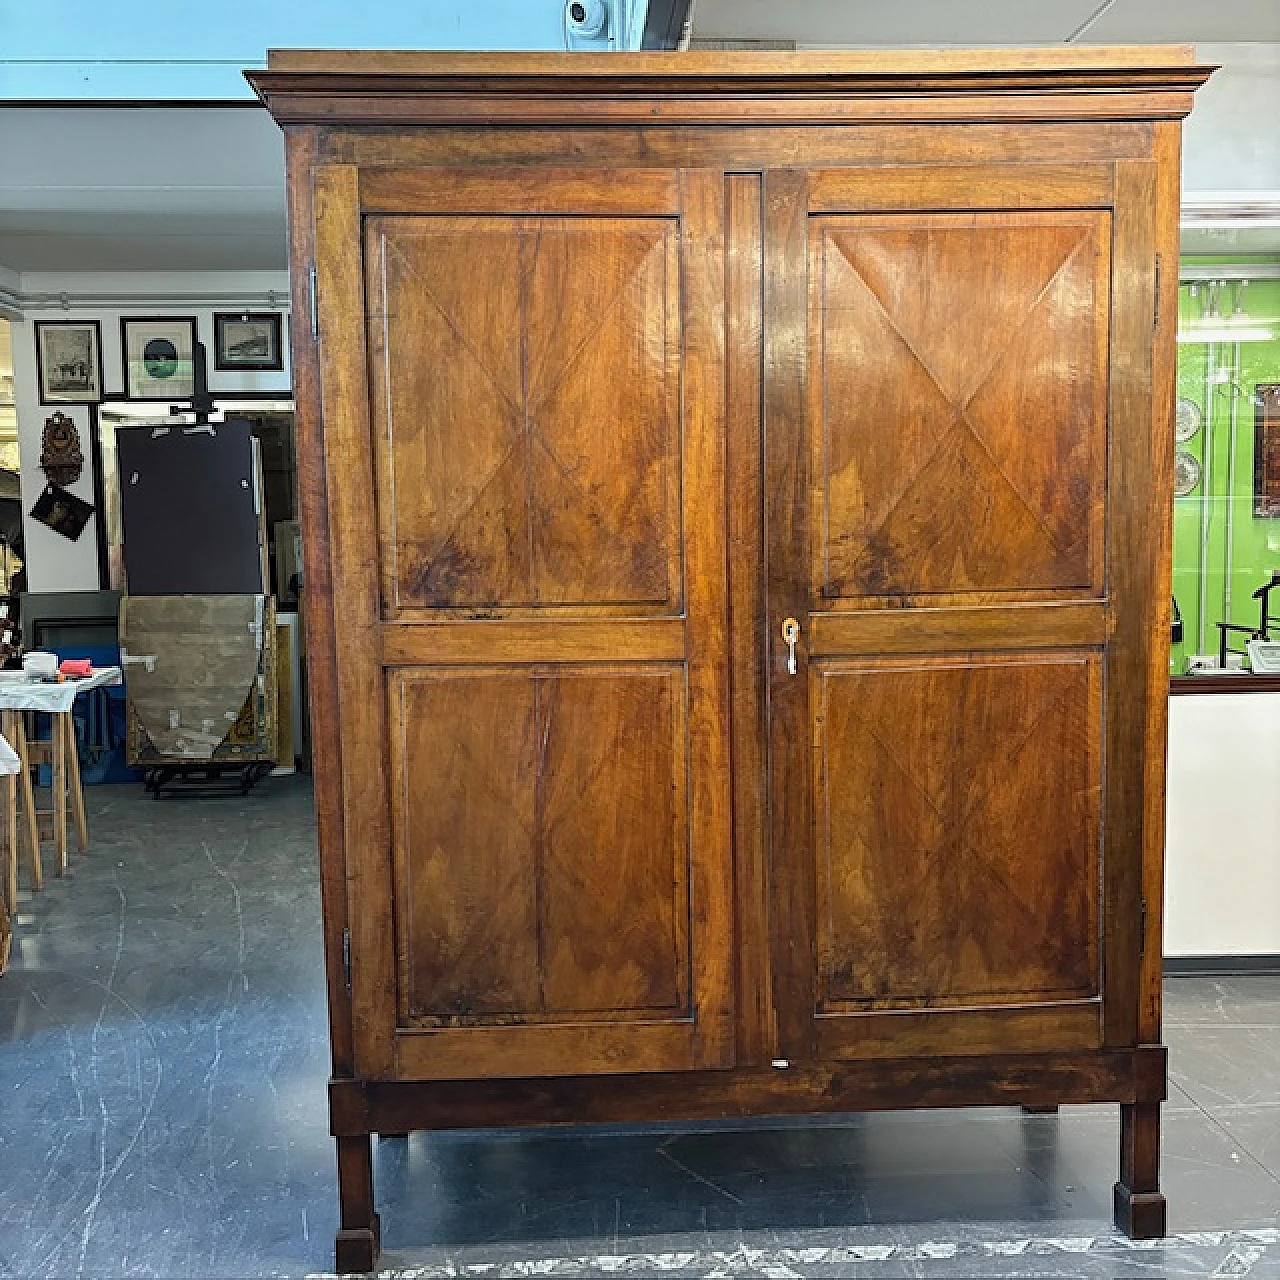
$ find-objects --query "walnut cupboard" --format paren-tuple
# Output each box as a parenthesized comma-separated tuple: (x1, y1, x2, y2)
(248, 48, 1212, 1273)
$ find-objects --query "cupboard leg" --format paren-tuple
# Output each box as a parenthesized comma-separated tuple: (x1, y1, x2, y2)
(1114, 1101, 1166, 1239)
(334, 1134, 381, 1274)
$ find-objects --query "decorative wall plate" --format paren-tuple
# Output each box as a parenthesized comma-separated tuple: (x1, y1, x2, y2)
(1176, 397, 1202, 443)
(1174, 449, 1202, 497)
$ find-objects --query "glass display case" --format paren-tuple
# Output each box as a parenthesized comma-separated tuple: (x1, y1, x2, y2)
(1171, 262, 1280, 682)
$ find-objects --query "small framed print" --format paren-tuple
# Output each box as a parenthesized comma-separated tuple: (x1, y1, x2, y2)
(121, 316, 197, 401)
(213, 311, 284, 372)
(34, 320, 103, 405)
(30, 482, 95, 541)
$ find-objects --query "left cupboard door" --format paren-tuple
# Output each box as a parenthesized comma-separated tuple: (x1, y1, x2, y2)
(310, 165, 734, 1081)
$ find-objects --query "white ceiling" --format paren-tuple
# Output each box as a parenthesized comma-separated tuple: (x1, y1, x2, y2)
(694, 0, 1280, 46)
(0, 107, 286, 273)
(0, 3, 1278, 276)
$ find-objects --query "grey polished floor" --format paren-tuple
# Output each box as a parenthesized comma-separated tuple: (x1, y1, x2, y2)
(1, 778, 1278, 1278)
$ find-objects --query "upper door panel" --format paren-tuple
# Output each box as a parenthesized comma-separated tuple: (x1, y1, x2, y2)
(812, 208, 1110, 606)
(366, 210, 682, 618)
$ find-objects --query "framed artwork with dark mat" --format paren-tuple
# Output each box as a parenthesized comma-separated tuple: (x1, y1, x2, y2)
(34, 320, 102, 405)
(121, 316, 197, 401)
(213, 311, 284, 372)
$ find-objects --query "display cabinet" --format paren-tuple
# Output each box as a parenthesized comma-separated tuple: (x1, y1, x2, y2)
(1172, 268, 1280, 684)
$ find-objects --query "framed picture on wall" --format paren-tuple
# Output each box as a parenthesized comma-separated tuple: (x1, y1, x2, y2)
(121, 316, 197, 401)
(1255, 385, 1280, 518)
(34, 320, 103, 405)
(213, 311, 285, 372)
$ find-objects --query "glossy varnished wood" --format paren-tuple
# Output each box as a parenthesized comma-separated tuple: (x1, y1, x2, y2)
(257, 49, 1207, 1269)
(323, 162, 737, 1083)
(812, 203, 1109, 601)
(725, 172, 773, 1066)
(807, 601, 1108, 656)
(359, 166, 679, 214)
(282, 128, 356, 1082)
(365, 207, 681, 614)
(807, 163, 1115, 211)
(812, 653, 1102, 1030)
(329, 1045, 1170, 1136)
(265, 46, 1202, 76)
(1102, 161, 1160, 1051)
(249, 49, 1210, 129)
(314, 122, 1160, 173)
(678, 169, 736, 1070)
(763, 168, 816, 1065)
(389, 665, 690, 1029)
(312, 165, 398, 1079)
(379, 618, 686, 665)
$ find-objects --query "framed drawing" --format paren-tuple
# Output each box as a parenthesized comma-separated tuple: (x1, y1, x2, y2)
(1255, 384, 1280, 518)
(213, 311, 284, 372)
(34, 320, 102, 405)
(121, 316, 197, 401)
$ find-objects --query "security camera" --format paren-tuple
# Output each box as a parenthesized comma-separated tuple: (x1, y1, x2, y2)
(565, 0, 609, 38)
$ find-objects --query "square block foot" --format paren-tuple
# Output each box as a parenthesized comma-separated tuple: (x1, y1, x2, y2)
(1114, 1182, 1166, 1239)
(335, 1214, 381, 1275)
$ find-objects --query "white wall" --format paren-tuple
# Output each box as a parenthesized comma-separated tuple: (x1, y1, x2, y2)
(1165, 693, 1280, 957)
(10, 270, 291, 592)
(1184, 43, 1280, 197)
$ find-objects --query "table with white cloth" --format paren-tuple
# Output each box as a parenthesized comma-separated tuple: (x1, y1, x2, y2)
(0, 667, 123, 906)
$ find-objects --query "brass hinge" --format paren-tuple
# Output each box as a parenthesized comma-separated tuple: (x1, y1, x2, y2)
(1140, 899, 1148, 956)
(309, 265, 320, 342)
(342, 926, 352, 991)
(1153, 255, 1161, 330)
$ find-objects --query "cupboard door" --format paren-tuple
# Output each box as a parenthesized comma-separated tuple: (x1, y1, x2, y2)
(765, 163, 1159, 1062)
(313, 166, 734, 1080)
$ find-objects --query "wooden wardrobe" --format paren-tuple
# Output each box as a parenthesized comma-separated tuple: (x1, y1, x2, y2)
(249, 48, 1211, 1273)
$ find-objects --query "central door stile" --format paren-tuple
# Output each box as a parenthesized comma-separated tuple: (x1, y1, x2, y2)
(761, 169, 816, 1065)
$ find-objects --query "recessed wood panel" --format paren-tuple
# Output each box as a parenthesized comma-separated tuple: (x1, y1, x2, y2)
(394, 672, 539, 1020)
(391, 667, 690, 1026)
(813, 652, 1102, 1013)
(539, 671, 689, 1014)
(813, 211, 1109, 602)
(367, 215, 680, 614)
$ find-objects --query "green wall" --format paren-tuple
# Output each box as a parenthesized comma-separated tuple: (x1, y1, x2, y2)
(1170, 263, 1280, 673)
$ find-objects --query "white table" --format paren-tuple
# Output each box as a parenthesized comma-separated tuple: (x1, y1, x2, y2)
(0, 667, 123, 890)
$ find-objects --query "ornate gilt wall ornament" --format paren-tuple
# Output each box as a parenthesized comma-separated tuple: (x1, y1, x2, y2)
(40, 410, 85, 487)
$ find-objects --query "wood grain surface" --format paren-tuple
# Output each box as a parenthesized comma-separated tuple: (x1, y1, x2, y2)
(257, 48, 1203, 1263)
(812, 208, 1109, 601)
(366, 213, 680, 614)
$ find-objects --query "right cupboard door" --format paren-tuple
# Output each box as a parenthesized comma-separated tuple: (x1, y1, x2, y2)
(764, 163, 1161, 1064)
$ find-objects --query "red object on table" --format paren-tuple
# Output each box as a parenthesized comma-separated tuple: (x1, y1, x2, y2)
(58, 659, 93, 678)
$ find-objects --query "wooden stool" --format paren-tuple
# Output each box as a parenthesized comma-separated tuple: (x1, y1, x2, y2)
(1, 710, 42, 889)
(23, 711, 89, 878)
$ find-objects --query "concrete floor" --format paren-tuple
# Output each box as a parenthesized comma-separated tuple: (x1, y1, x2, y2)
(1, 777, 1278, 1278)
